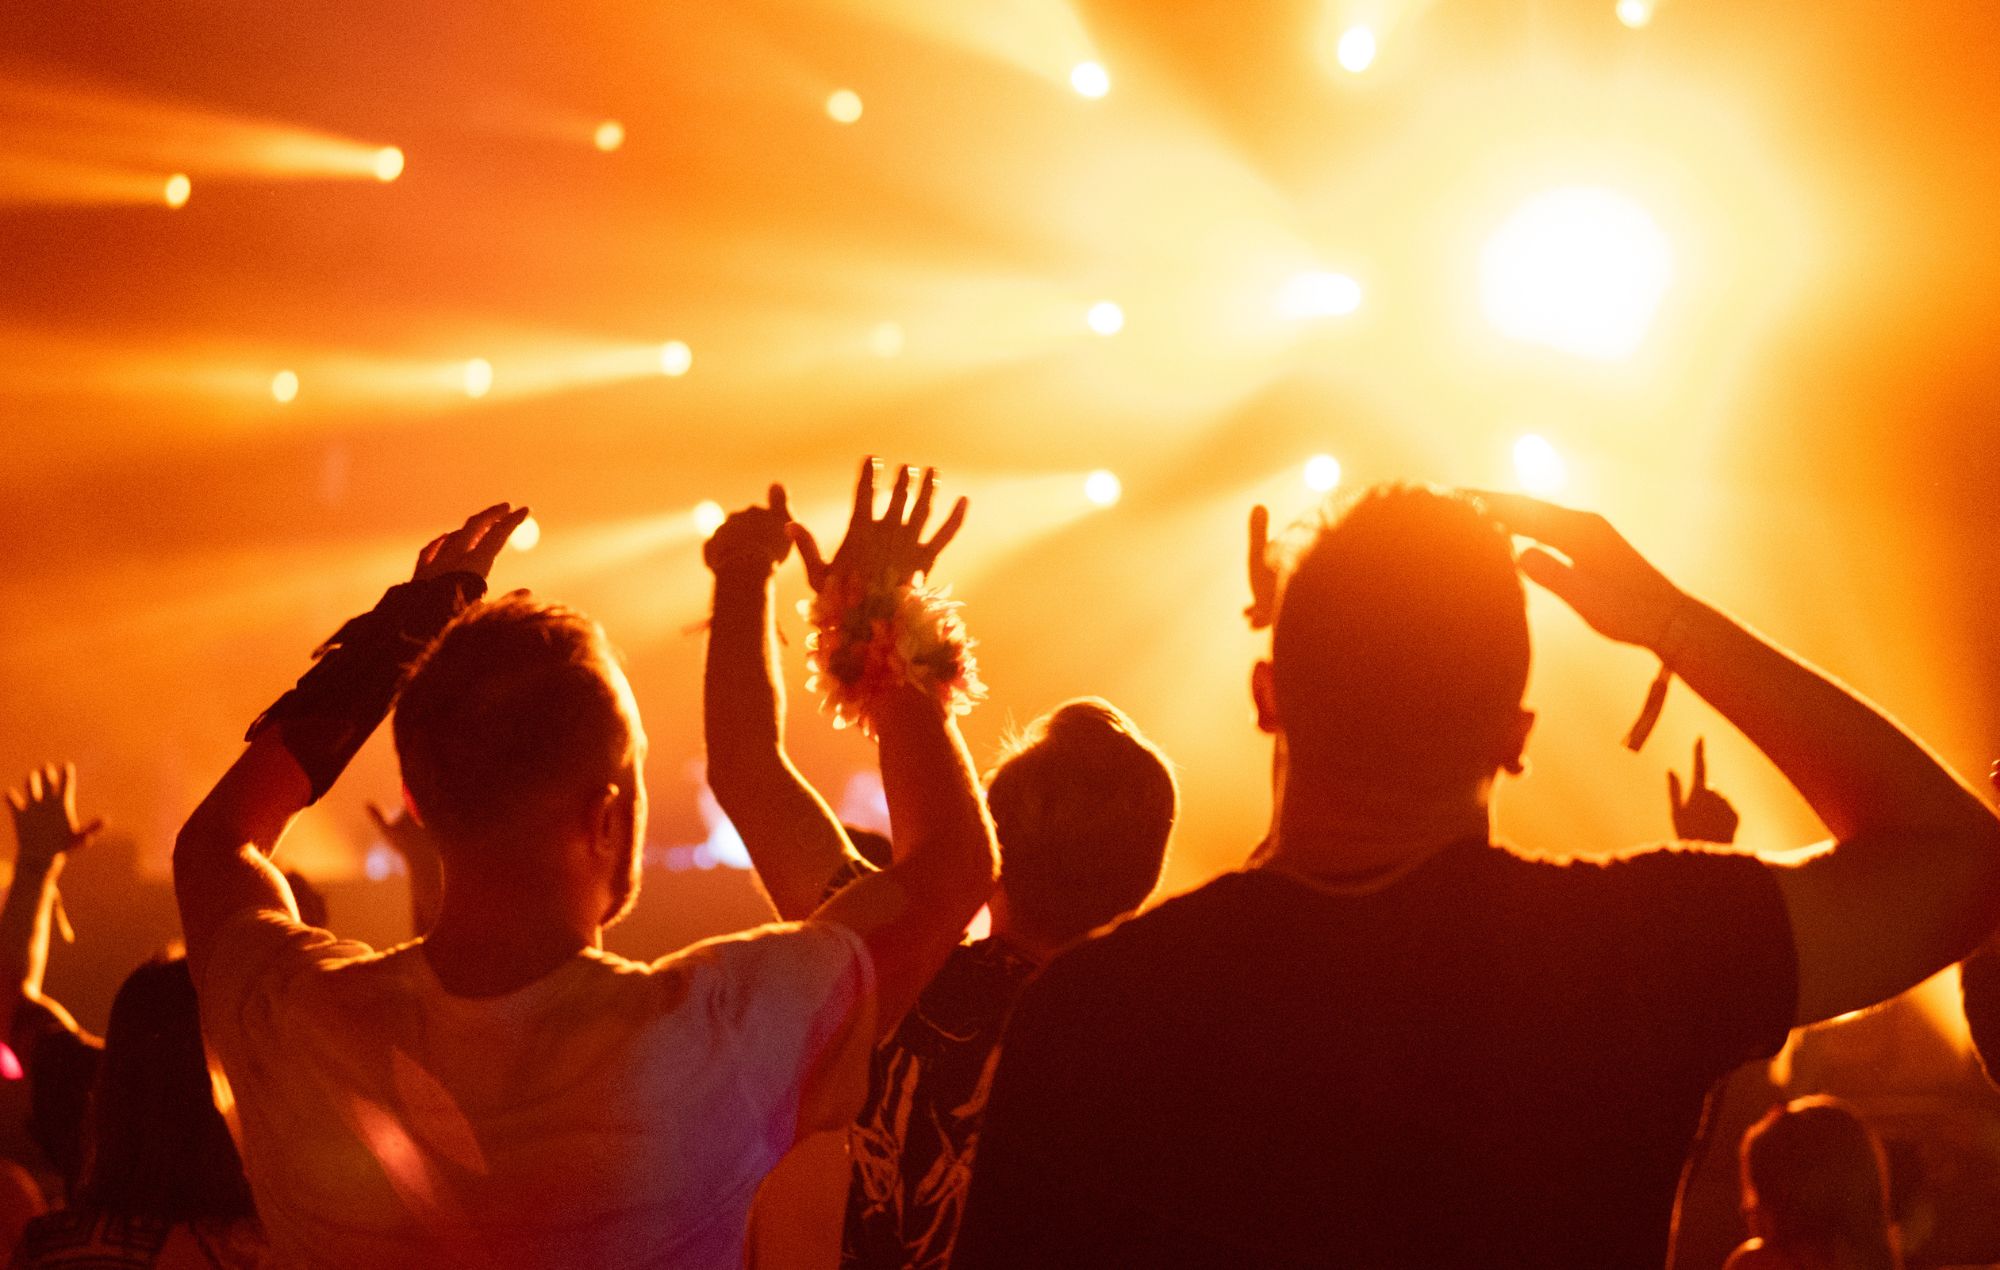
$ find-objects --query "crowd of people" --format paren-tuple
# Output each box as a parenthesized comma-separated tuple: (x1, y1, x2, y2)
(3, 460, 1999, 1268)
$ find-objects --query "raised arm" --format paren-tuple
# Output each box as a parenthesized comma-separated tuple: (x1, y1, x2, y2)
(2, 765, 102, 1047)
(174, 503, 527, 977)
(702, 485, 862, 921)
(790, 459, 990, 1037)
(1482, 493, 2000, 1026)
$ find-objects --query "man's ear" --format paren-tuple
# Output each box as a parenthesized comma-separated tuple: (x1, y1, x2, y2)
(588, 783, 626, 856)
(1251, 660, 1280, 735)
(1499, 708, 1535, 776)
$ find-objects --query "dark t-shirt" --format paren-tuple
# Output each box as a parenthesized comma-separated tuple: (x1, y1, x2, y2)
(954, 839, 1797, 1269)
(11, 1001, 101, 1198)
(1962, 943, 2000, 1087)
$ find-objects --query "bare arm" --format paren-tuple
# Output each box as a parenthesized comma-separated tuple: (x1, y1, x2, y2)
(1483, 493, 2000, 1026)
(2, 765, 101, 1046)
(703, 486, 860, 921)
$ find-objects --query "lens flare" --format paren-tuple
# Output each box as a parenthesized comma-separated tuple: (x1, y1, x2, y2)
(692, 500, 726, 537)
(372, 146, 404, 182)
(1069, 61, 1111, 99)
(868, 322, 905, 358)
(1277, 271, 1364, 319)
(509, 514, 541, 552)
(462, 358, 494, 399)
(1304, 454, 1343, 492)
(1086, 301, 1125, 336)
(270, 370, 299, 403)
(1084, 469, 1122, 507)
(1337, 27, 1378, 74)
(659, 340, 693, 377)
(163, 173, 191, 208)
(1616, 0, 1655, 28)
(1513, 434, 1568, 495)
(593, 120, 625, 152)
(1479, 187, 1672, 361)
(826, 90, 863, 125)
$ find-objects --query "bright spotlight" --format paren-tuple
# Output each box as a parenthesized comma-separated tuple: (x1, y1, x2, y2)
(594, 120, 625, 152)
(372, 146, 405, 183)
(462, 358, 494, 399)
(1479, 187, 1672, 361)
(1616, 0, 1655, 28)
(1304, 454, 1342, 493)
(826, 90, 864, 125)
(509, 513, 542, 552)
(1070, 61, 1111, 99)
(163, 173, 191, 209)
(693, 500, 727, 537)
(868, 321, 905, 358)
(1083, 469, 1122, 507)
(659, 340, 693, 377)
(1277, 271, 1364, 319)
(1086, 301, 1125, 336)
(1337, 26, 1378, 73)
(1513, 434, 1568, 495)
(270, 370, 299, 404)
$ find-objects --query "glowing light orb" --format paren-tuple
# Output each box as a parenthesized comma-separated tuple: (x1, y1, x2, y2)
(1337, 26, 1378, 73)
(1086, 301, 1125, 336)
(693, 500, 726, 537)
(462, 358, 493, 399)
(1479, 187, 1672, 361)
(1084, 469, 1122, 507)
(659, 340, 693, 377)
(868, 321, 905, 358)
(270, 370, 300, 404)
(1070, 61, 1111, 99)
(163, 174, 191, 209)
(509, 513, 541, 552)
(1304, 453, 1343, 493)
(1277, 270, 1364, 319)
(1513, 434, 1568, 495)
(1616, 0, 1655, 28)
(826, 90, 863, 125)
(593, 120, 625, 152)
(373, 147, 405, 183)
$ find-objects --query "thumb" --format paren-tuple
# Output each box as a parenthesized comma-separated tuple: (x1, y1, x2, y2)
(1517, 547, 1580, 600)
(72, 817, 105, 848)
(1667, 770, 1684, 812)
(366, 802, 392, 834)
(787, 524, 826, 585)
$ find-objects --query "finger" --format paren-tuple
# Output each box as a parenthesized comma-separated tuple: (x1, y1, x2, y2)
(908, 468, 936, 535)
(417, 534, 448, 570)
(26, 770, 42, 801)
(768, 484, 790, 520)
(60, 762, 76, 794)
(1667, 770, 1684, 812)
(1247, 504, 1273, 582)
(460, 502, 510, 531)
(1692, 738, 1707, 790)
(919, 496, 968, 567)
(43, 763, 60, 794)
(884, 464, 912, 528)
(366, 801, 392, 833)
(73, 817, 104, 846)
(1516, 547, 1579, 598)
(1467, 490, 1593, 549)
(789, 524, 828, 588)
(5, 789, 25, 814)
(848, 456, 877, 532)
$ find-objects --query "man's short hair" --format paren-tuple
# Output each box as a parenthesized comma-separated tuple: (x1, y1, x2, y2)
(393, 593, 636, 852)
(1271, 484, 1529, 783)
(986, 698, 1176, 944)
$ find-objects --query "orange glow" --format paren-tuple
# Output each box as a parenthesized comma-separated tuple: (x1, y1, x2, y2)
(1085, 301, 1125, 336)
(593, 120, 625, 152)
(1069, 61, 1111, 99)
(270, 370, 299, 403)
(659, 341, 693, 377)
(1083, 469, 1122, 507)
(509, 514, 542, 552)
(1337, 27, 1378, 74)
(692, 500, 726, 537)
(1480, 187, 1672, 360)
(163, 172, 191, 208)
(462, 358, 494, 399)
(825, 90, 863, 125)
(1304, 454, 1343, 493)
(372, 146, 404, 182)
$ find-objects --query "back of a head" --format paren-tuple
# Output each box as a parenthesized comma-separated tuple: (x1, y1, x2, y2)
(1741, 1096, 1899, 1267)
(80, 957, 253, 1223)
(393, 593, 636, 857)
(986, 698, 1177, 945)
(1271, 484, 1530, 785)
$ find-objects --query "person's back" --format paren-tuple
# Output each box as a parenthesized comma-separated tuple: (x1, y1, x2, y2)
(1722, 1097, 1903, 1270)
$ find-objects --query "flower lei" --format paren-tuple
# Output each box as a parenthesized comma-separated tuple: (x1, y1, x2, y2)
(803, 568, 984, 735)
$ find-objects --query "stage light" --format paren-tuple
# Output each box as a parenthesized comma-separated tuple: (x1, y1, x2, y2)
(1084, 469, 1122, 507)
(1304, 454, 1343, 493)
(659, 340, 693, 377)
(163, 173, 191, 209)
(509, 514, 541, 552)
(1479, 187, 1672, 361)
(826, 90, 863, 125)
(1337, 26, 1378, 74)
(1070, 61, 1111, 99)
(1616, 0, 1655, 28)
(270, 370, 299, 403)
(594, 120, 625, 152)
(462, 358, 493, 399)
(372, 146, 404, 182)
(1086, 301, 1125, 336)
(693, 500, 726, 537)
(1513, 434, 1568, 495)
(1277, 270, 1364, 319)
(868, 321, 905, 358)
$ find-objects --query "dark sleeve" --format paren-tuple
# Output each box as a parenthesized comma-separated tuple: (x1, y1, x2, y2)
(1961, 943, 2000, 1088)
(24, 1023, 101, 1192)
(1585, 846, 1798, 1078)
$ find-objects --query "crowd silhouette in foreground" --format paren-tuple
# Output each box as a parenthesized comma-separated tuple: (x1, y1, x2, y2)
(4, 461, 2000, 1268)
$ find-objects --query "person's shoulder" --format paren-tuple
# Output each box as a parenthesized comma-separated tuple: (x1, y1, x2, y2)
(1489, 838, 1776, 897)
(1029, 873, 1261, 997)
(1722, 1237, 1804, 1270)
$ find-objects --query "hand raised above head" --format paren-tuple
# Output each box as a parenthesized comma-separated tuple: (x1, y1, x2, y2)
(704, 484, 795, 578)
(1245, 503, 1278, 631)
(6, 762, 103, 865)
(791, 458, 967, 593)
(411, 503, 532, 583)
(1668, 738, 1740, 845)
(1470, 491, 1686, 653)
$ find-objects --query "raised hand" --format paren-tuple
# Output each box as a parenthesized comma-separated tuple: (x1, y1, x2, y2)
(1668, 739, 1739, 844)
(412, 503, 532, 583)
(1472, 492, 1686, 651)
(704, 485, 796, 578)
(791, 458, 967, 593)
(1245, 504, 1278, 630)
(6, 764, 103, 866)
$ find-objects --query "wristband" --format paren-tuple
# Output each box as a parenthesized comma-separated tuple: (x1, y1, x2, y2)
(803, 569, 984, 737)
(246, 572, 487, 802)
(1623, 598, 1697, 753)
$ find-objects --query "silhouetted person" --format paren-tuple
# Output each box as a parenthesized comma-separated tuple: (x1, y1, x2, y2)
(1725, 1096, 1902, 1270)
(1959, 761, 2000, 1086)
(954, 485, 2000, 1267)
(173, 487, 996, 1268)
(705, 477, 1176, 1269)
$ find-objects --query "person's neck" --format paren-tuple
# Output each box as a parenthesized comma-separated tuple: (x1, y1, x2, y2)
(1262, 771, 1492, 891)
(422, 877, 601, 998)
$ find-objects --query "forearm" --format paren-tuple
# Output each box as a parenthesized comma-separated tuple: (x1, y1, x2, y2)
(873, 687, 998, 918)
(0, 856, 61, 1020)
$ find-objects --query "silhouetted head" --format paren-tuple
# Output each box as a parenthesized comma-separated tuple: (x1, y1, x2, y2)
(986, 698, 1176, 946)
(1740, 1096, 1899, 1266)
(1257, 484, 1533, 793)
(78, 957, 253, 1223)
(394, 594, 647, 929)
